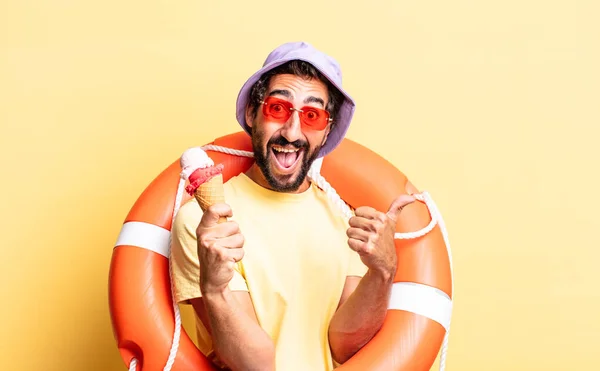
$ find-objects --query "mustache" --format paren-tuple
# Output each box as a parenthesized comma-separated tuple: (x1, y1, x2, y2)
(267, 136, 308, 150)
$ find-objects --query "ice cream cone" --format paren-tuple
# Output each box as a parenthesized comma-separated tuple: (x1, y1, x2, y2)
(194, 173, 227, 223)
(180, 147, 227, 224)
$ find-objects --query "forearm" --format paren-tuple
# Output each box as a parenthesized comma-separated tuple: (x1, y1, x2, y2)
(328, 269, 393, 364)
(203, 290, 275, 371)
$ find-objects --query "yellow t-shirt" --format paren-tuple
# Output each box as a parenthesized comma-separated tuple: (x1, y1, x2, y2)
(170, 173, 368, 371)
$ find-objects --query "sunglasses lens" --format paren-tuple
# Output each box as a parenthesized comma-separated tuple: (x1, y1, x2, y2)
(300, 107, 328, 130)
(263, 98, 291, 122)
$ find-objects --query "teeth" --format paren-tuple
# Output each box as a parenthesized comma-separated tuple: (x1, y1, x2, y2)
(273, 146, 299, 153)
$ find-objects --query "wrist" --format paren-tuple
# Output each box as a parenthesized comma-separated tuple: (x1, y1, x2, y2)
(199, 274, 230, 297)
(366, 267, 395, 285)
(201, 285, 232, 303)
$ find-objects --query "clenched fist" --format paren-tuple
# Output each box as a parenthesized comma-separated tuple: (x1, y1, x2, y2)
(346, 194, 416, 278)
(196, 203, 245, 295)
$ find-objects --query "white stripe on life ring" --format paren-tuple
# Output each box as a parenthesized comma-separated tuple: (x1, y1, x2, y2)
(114, 221, 171, 258)
(389, 282, 453, 331)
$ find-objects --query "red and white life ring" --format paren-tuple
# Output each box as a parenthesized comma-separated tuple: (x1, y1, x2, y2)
(109, 131, 454, 371)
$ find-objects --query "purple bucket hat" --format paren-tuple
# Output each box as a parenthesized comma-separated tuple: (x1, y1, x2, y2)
(235, 41, 356, 158)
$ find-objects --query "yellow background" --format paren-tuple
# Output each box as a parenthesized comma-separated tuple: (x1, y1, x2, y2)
(1, 1, 598, 370)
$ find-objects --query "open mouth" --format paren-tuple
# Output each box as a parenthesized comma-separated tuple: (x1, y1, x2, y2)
(270, 145, 303, 173)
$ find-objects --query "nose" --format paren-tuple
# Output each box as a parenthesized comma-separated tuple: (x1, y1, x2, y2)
(280, 110, 303, 143)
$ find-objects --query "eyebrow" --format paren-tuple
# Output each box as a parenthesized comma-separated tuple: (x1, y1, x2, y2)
(268, 89, 326, 108)
(303, 96, 325, 108)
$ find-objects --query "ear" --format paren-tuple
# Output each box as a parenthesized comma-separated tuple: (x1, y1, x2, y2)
(245, 104, 254, 128)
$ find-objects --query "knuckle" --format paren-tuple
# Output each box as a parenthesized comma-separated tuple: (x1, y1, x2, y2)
(226, 261, 236, 271)
(198, 235, 210, 249)
(206, 241, 218, 252)
(348, 238, 361, 250)
(373, 222, 384, 234)
(355, 207, 368, 216)
(371, 235, 380, 246)
(216, 248, 227, 261)
(203, 208, 216, 220)
(353, 240, 367, 252)
(207, 204, 225, 217)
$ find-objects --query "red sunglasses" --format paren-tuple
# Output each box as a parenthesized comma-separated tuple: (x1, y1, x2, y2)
(260, 96, 332, 131)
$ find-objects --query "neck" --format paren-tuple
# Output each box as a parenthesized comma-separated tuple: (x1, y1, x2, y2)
(244, 164, 311, 194)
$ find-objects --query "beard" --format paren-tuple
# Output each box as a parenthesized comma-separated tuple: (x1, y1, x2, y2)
(251, 125, 322, 192)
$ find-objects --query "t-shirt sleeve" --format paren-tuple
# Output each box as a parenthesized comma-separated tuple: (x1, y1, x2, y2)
(170, 200, 248, 304)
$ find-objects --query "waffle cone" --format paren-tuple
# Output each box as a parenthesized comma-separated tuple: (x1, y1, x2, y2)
(194, 174, 227, 223)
